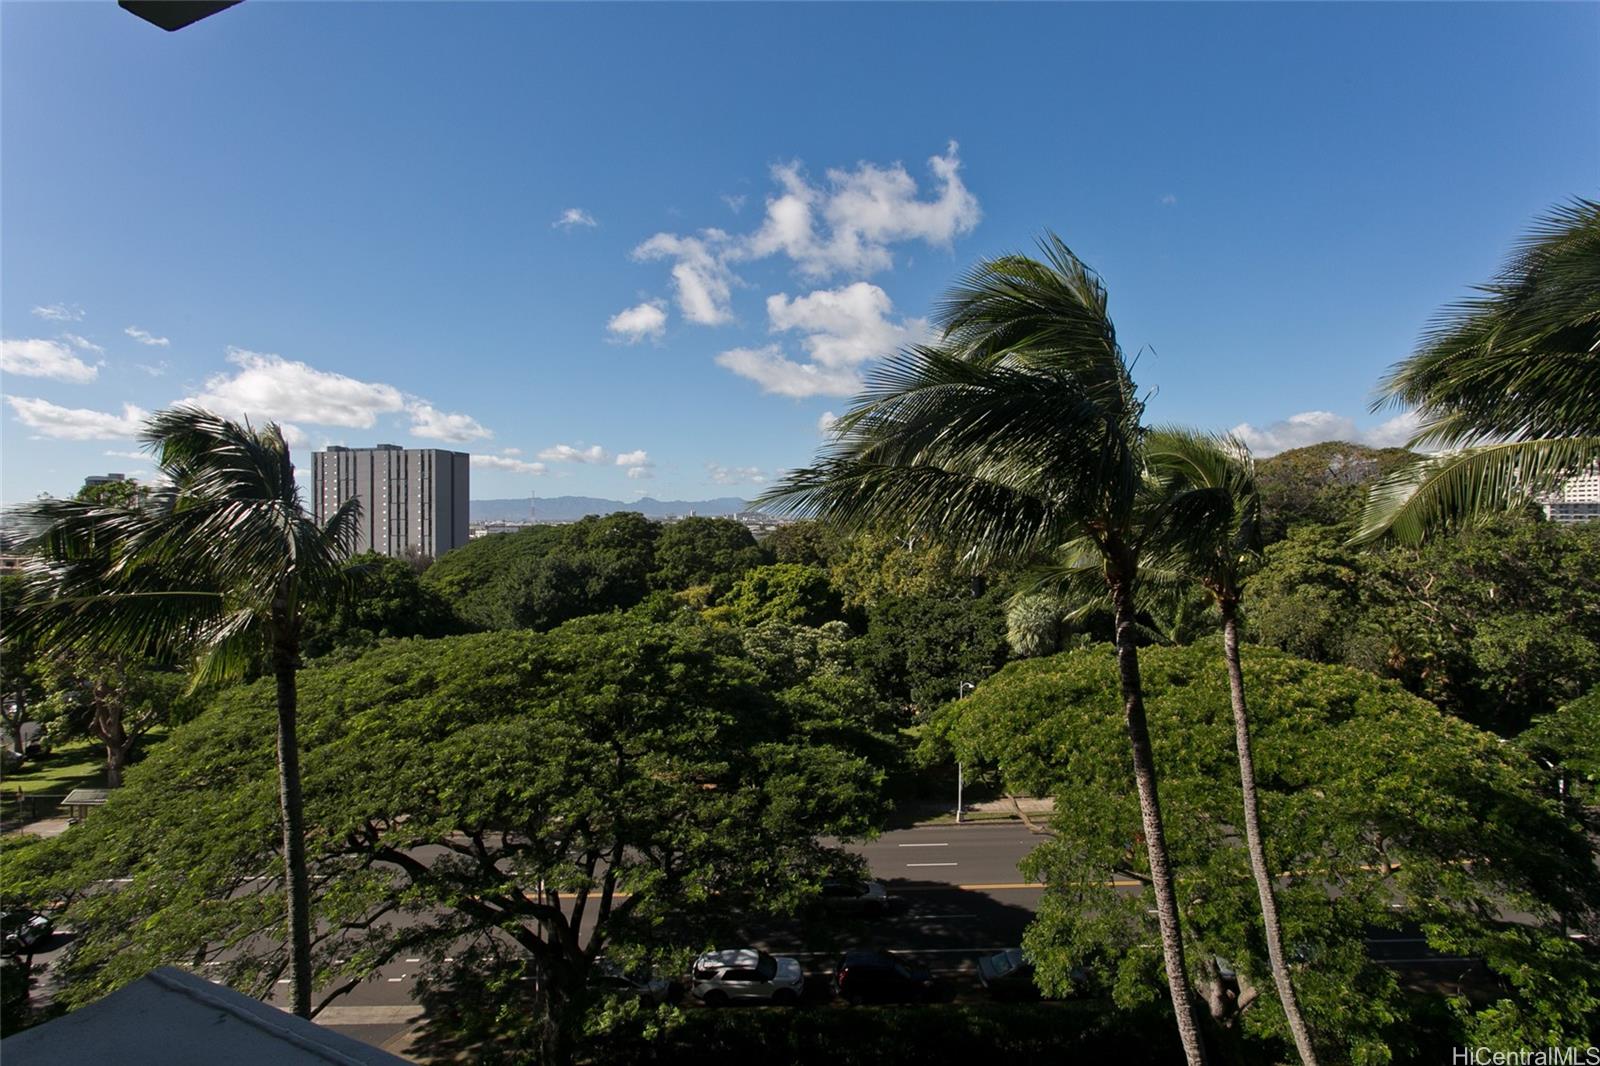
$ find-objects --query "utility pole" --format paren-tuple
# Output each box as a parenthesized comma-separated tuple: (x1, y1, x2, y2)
(956, 681, 976, 823)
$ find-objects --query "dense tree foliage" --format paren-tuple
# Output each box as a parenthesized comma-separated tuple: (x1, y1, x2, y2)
(1252, 443, 1415, 542)
(649, 517, 768, 594)
(301, 552, 459, 658)
(718, 563, 844, 628)
(33, 658, 204, 785)
(1521, 689, 1600, 807)
(5, 616, 891, 1064)
(857, 589, 1009, 712)
(1249, 517, 1600, 734)
(934, 644, 1600, 1059)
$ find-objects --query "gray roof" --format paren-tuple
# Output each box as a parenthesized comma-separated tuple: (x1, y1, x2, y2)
(60, 789, 111, 806)
(1, 967, 409, 1065)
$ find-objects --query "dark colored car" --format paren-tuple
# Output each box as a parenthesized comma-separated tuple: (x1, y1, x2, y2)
(1, 911, 53, 956)
(819, 879, 906, 917)
(833, 949, 934, 1005)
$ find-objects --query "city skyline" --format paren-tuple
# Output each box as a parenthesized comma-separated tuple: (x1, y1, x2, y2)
(3, 3, 1597, 506)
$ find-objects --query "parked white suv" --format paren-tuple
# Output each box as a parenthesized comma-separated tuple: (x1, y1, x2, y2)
(690, 948, 804, 1006)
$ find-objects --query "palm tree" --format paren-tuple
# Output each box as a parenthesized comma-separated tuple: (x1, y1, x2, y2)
(1143, 428, 1320, 1065)
(17, 407, 359, 1018)
(1355, 197, 1600, 544)
(759, 235, 1211, 1064)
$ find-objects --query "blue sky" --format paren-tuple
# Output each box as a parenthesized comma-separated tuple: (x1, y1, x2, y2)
(3, 1, 1596, 505)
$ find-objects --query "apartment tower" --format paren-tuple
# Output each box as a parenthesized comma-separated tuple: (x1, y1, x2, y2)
(310, 445, 470, 559)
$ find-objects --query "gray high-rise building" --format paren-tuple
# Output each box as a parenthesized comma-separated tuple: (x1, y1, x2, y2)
(310, 445, 470, 559)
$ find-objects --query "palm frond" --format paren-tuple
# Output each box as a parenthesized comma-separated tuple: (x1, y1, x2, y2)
(1351, 437, 1600, 546)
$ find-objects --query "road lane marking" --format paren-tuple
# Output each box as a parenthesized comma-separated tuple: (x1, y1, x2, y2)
(405, 957, 421, 963)
(905, 862, 959, 868)
(386, 977, 404, 983)
(897, 843, 949, 848)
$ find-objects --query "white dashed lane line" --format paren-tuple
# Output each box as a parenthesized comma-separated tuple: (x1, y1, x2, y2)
(905, 862, 959, 868)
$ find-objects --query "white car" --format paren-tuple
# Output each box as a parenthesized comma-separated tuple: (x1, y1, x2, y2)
(690, 948, 804, 1006)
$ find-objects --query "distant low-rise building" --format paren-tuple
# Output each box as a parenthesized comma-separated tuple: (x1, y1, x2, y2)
(1540, 463, 1600, 526)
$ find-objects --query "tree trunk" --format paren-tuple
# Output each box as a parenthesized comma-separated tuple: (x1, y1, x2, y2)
(273, 636, 314, 1019)
(1220, 604, 1320, 1066)
(93, 688, 129, 789)
(1109, 574, 1208, 1066)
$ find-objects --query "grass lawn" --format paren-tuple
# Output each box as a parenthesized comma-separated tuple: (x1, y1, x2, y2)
(1, 730, 168, 827)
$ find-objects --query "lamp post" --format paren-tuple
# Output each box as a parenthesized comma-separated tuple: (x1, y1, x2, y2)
(956, 681, 976, 823)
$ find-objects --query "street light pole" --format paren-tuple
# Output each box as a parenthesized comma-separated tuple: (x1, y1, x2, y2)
(956, 681, 976, 823)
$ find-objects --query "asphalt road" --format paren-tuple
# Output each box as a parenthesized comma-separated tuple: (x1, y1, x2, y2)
(21, 820, 1487, 1054)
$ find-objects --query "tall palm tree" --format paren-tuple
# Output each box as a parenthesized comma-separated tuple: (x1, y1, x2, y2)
(17, 407, 359, 1018)
(1356, 197, 1600, 544)
(1143, 428, 1320, 1065)
(759, 235, 1211, 1064)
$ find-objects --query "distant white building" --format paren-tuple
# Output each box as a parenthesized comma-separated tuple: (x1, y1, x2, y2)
(1541, 463, 1600, 525)
(311, 445, 470, 558)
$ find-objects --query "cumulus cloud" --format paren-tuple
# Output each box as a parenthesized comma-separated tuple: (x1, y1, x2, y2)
(124, 326, 170, 347)
(104, 449, 148, 460)
(632, 232, 737, 325)
(187, 348, 405, 428)
(817, 410, 839, 434)
(1229, 409, 1424, 457)
(706, 462, 766, 486)
(1, 338, 99, 383)
(60, 333, 106, 355)
(615, 449, 654, 479)
(767, 281, 927, 370)
(538, 443, 611, 464)
(715, 345, 863, 398)
(722, 194, 747, 214)
(6, 397, 148, 440)
(714, 282, 926, 398)
(408, 403, 493, 443)
(554, 208, 598, 230)
(744, 142, 980, 278)
(606, 300, 668, 343)
(32, 303, 84, 322)
(1160, 194, 1177, 206)
(472, 454, 547, 476)
(135, 361, 169, 377)
(501, 447, 523, 456)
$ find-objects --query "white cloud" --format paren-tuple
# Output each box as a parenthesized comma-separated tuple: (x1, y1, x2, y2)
(1, 338, 99, 383)
(408, 403, 492, 443)
(632, 231, 737, 325)
(472, 454, 547, 476)
(60, 333, 105, 355)
(744, 142, 981, 278)
(554, 208, 598, 230)
(606, 300, 668, 343)
(135, 361, 169, 377)
(501, 447, 522, 456)
(615, 449, 654, 479)
(713, 283, 925, 398)
(722, 194, 747, 214)
(124, 326, 170, 347)
(187, 348, 405, 428)
(6, 397, 148, 440)
(706, 462, 766, 486)
(1160, 194, 1178, 206)
(32, 303, 84, 322)
(1229, 409, 1424, 457)
(767, 282, 927, 370)
(104, 449, 147, 460)
(715, 345, 862, 398)
(817, 410, 838, 434)
(538, 443, 611, 464)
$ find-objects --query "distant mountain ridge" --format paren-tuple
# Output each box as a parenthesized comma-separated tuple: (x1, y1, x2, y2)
(471, 496, 753, 523)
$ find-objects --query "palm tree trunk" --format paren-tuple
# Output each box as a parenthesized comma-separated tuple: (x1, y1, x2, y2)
(1109, 574, 1208, 1065)
(272, 641, 314, 1019)
(1220, 603, 1319, 1065)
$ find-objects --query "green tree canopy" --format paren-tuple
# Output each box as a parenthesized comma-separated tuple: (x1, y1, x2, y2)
(648, 516, 769, 594)
(301, 552, 459, 657)
(933, 644, 1600, 1058)
(719, 563, 844, 629)
(6, 616, 889, 1063)
(1252, 442, 1416, 542)
(1248, 517, 1600, 735)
